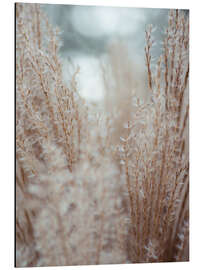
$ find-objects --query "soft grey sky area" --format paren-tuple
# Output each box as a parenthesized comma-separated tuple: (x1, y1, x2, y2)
(42, 4, 169, 56)
(42, 4, 187, 101)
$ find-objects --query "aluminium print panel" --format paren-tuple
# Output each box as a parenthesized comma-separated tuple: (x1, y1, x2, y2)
(16, 2, 189, 267)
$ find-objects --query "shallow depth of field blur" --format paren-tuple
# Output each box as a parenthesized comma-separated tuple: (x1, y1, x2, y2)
(42, 4, 170, 102)
(16, 3, 189, 267)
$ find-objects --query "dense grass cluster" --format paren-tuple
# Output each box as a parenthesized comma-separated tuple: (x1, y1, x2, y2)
(16, 3, 189, 267)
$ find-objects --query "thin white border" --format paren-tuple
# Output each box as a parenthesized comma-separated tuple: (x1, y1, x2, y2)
(1, 0, 203, 269)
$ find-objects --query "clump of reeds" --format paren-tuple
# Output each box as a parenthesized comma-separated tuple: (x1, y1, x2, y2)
(115, 9, 189, 263)
(16, 3, 189, 267)
(16, 3, 126, 267)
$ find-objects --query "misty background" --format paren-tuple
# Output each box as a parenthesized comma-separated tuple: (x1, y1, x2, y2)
(42, 4, 171, 102)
